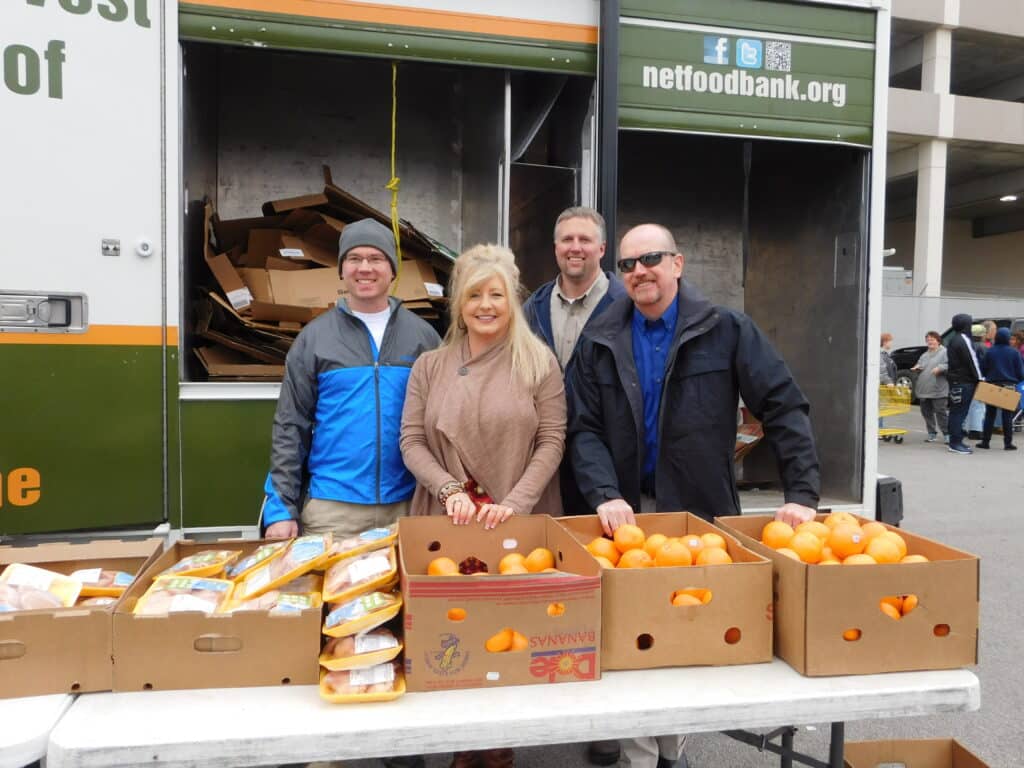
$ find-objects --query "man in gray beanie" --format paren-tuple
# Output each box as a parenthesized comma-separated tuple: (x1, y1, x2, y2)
(260, 218, 440, 539)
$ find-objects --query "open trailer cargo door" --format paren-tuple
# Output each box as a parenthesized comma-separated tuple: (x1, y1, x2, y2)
(606, 0, 888, 509)
(0, 0, 168, 534)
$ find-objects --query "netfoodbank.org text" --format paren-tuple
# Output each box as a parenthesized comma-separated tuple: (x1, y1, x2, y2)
(642, 65, 847, 108)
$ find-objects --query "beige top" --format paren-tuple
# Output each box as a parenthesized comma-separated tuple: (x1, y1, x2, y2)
(400, 338, 566, 517)
(550, 271, 609, 368)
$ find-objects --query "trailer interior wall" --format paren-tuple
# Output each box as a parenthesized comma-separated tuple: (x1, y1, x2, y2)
(616, 132, 867, 505)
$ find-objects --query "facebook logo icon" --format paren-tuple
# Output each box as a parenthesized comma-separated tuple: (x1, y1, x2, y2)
(703, 36, 730, 65)
(736, 38, 763, 68)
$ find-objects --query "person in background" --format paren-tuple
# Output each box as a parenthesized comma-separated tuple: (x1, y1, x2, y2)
(523, 207, 626, 516)
(1013, 331, 1024, 363)
(879, 333, 896, 385)
(912, 331, 949, 443)
(400, 244, 566, 768)
(976, 327, 1024, 451)
(568, 223, 820, 768)
(983, 319, 997, 348)
(946, 313, 983, 455)
(966, 324, 989, 440)
(261, 219, 441, 539)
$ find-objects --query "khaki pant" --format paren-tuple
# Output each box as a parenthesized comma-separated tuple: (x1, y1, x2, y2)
(619, 494, 686, 768)
(301, 498, 410, 538)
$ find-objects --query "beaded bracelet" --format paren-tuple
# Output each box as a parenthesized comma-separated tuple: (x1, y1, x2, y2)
(437, 480, 465, 508)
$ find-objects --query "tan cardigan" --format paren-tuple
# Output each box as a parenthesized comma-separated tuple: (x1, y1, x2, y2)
(400, 339, 566, 517)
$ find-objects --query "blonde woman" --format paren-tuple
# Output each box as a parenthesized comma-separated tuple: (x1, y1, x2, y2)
(400, 243, 566, 534)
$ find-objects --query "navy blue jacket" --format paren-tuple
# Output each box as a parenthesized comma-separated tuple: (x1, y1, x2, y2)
(982, 329, 1024, 384)
(523, 271, 627, 368)
(567, 280, 820, 520)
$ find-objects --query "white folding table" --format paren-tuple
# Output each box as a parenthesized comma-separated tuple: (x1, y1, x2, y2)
(0, 694, 75, 768)
(46, 660, 979, 768)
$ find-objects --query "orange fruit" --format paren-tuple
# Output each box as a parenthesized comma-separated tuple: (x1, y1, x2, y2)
(880, 602, 902, 621)
(723, 627, 742, 644)
(594, 556, 616, 570)
(795, 521, 831, 542)
(671, 593, 702, 607)
(819, 557, 841, 565)
(509, 631, 528, 652)
(613, 524, 646, 553)
(498, 553, 526, 573)
(524, 547, 555, 573)
(900, 554, 929, 564)
(700, 532, 727, 550)
(586, 537, 620, 566)
(860, 521, 888, 542)
(654, 540, 692, 567)
(865, 535, 901, 564)
(842, 628, 862, 641)
(828, 524, 866, 560)
(680, 534, 704, 560)
(821, 546, 834, 560)
(823, 511, 860, 530)
(842, 553, 876, 565)
(672, 587, 712, 604)
(446, 608, 467, 621)
(789, 531, 824, 564)
(881, 531, 908, 559)
(901, 594, 919, 616)
(546, 602, 565, 617)
(934, 624, 950, 637)
(427, 557, 459, 576)
(643, 533, 669, 559)
(502, 563, 529, 575)
(617, 549, 654, 568)
(880, 595, 904, 614)
(485, 628, 513, 653)
(776, 547, 801, 561)
(761, 521, 794, 550)
(696, 547, 733, 566)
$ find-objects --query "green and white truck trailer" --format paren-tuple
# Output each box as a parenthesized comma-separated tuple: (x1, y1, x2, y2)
(0, 0, 891, 537)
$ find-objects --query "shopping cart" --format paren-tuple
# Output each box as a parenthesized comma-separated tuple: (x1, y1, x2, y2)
(879, 384, 912, 443)
(1012, 381, 1024, 433)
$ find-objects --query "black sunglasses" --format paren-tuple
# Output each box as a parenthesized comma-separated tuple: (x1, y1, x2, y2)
(617, 251, 673, 273)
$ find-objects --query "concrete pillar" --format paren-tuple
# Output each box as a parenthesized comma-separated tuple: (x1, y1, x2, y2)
(921, 27, 952, 94)
(913, 139, 947, 297)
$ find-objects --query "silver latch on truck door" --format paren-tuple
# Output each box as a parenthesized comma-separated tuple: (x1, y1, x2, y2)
(0, 292, 88, 333)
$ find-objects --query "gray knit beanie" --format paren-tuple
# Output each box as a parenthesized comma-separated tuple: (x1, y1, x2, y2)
(338, 219, 398, 278)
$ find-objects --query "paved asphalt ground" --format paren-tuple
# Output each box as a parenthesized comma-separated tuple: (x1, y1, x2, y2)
(342, 406, 1018, 768)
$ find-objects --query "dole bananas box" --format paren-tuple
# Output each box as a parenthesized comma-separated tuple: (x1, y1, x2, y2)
(0, 538, 162, 698)
(718, 514, 979, 676)
(560, 512, 772, 671)
(398, 514, 601, 692)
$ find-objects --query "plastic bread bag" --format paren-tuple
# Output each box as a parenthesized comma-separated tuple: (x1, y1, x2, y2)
(70, 568, 135, 597)
(322, 524, 398, 569)
(322, 546, 397, 604)
(225, 540, 290, 581)
(0, 563, 82, 608)
(133, 575, 234, 615)
(319, 661, 405, 703)
(235, 533, 333, 602)
(221, 588, 322, 614)
(323, 590, 401, 638)
(76, 595, 119, 607)
(160, 550, 241, 579)
(320, 628, 402, 671)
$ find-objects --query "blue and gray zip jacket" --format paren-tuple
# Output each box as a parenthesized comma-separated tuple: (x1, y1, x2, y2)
(261, 296, 441, 527)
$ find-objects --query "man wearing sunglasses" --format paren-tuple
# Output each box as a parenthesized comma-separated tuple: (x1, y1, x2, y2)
(567, 223, 820, 768)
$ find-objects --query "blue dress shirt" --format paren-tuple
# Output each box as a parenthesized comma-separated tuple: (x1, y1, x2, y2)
(631, 296, 678, 492)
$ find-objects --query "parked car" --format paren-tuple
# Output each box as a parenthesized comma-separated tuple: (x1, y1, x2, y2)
(890, 318, 1024, 402)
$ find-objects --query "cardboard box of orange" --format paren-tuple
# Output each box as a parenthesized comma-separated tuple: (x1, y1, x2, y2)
(398, 515, 601, 692)
(559, 512, 773, 671)
(0, 538, 163, 698)
(844, 738, 989, 768)
(717, 514, 979, 676)
(113, 540, 321, 692)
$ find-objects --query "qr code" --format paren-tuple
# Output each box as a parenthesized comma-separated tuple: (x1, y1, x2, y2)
(765, 41, 792, 72)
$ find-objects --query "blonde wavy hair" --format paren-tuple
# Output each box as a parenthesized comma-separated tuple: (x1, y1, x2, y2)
(444, 243, 552, 389)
